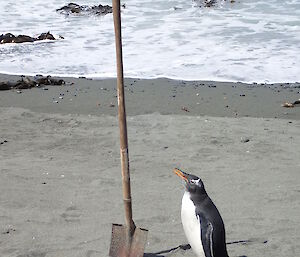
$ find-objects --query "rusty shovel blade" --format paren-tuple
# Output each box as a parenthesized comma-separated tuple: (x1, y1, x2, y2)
(109, 223, 148, 257)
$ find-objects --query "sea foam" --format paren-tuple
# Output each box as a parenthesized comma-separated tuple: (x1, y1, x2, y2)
(0, 0, 299, 83)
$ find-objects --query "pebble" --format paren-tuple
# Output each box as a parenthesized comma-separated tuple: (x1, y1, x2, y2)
(282, 102, 294, 108)
(241, 137, 250, 143)
(2, 228, 16, 234)
(181, 106, 190, 112)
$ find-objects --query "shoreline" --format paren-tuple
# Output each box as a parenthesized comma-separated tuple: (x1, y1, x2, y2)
(0, 73, 300, 120)
(1, 70, 299, 85)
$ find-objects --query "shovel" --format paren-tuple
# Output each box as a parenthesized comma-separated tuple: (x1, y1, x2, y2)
(109, 1, 148, 256)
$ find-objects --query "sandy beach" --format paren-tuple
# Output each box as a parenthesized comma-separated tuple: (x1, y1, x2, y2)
(0, 74, 300, 257)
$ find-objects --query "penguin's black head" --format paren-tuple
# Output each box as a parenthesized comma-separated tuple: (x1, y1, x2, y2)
(173, 168, 207, 195)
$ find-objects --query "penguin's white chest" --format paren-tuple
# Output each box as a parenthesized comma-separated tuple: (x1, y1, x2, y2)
(181, 192, 205, 257)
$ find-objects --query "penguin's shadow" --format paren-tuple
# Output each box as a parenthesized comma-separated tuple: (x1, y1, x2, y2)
(144, 244, 191, 257)
(144, 242, 250, 257)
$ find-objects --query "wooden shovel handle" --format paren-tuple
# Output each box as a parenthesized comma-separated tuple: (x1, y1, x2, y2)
(112, 0, 135, 235)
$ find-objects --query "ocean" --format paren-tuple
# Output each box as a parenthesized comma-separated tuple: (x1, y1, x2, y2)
(0, 0, 300, 83)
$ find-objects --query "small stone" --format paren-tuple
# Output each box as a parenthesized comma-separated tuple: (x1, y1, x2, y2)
(241, 137, 250, 143)
(293, 100, 300, 105)
(181, 106, 190, 112)
(282, 102, 294, 108)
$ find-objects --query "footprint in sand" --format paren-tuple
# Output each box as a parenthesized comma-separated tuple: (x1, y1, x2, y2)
(60, 205, 81, 223)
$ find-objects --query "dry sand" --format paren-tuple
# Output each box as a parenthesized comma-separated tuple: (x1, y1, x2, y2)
(0, 74, 300, 257)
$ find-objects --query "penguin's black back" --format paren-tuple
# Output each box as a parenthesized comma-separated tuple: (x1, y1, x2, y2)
(192, 194, 229, 257)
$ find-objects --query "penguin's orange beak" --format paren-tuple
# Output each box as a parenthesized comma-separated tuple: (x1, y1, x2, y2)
(173, 168, 188, 182)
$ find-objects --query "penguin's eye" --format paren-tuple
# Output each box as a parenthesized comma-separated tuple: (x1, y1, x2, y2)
(190, 179, 200, 186)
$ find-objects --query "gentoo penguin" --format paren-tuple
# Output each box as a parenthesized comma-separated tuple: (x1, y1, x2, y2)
(173, 168, 229, 257)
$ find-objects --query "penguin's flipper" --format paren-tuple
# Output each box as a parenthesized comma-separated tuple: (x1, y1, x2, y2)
(198, 214, 214, 257)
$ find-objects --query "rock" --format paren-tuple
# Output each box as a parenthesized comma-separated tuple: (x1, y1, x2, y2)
(56, 3, 113, 16)
(56, 3, 81, 13)
(0, 75, 66, 90)
(293, 99, 300, 105)
(194, 0, 218, 7)
(240, 137, 250, 143)
(13, 35, 35, 43)
(0, 32, 57, 44)
(195, 0, 233, 8)
(0, 82, 13, 90)
(204, 0, 218, 7)
(282, 102, 294, 108)
(0, 33, 14, 44)
(181, 106, 190, 112)
(37, 32, 56, 41)
(34, 75, 65, 86)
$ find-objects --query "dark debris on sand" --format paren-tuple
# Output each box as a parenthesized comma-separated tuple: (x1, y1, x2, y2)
(0, 75, 65, 91)
(0, 32, 57, 44)
(56, 3, 113, 16)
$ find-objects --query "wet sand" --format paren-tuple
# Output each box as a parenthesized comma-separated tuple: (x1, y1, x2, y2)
(0, 74, 300, 119)
(0, 73, 300, 257)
